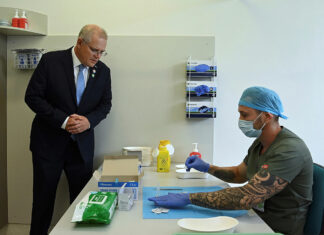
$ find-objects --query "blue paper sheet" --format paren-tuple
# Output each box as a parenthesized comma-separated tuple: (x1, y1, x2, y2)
(143, 186, 247, 219)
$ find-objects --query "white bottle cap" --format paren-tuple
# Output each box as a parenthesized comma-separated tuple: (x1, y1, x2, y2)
(192, 143, 199, 152)
(14, 9, 19, 17)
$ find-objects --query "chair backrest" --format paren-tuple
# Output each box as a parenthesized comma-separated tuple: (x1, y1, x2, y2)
(304, 163, 324, 235)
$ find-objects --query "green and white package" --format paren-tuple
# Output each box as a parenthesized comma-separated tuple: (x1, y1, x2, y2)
(71, 191, 117, 224)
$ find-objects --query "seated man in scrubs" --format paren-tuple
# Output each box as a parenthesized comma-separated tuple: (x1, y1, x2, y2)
(149, 86, 313, 235)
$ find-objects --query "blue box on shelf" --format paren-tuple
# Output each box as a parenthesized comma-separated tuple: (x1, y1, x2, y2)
(186, 59, 217, 78)
(186, 81, 217, 97)
(186, 101, 216, 118)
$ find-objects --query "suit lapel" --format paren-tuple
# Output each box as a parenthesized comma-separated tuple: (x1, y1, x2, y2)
(62, 47, 77, 106)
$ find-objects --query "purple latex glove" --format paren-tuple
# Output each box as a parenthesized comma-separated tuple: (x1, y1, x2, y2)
(148, 193, 191, 208)
(185, 155, 210, 172)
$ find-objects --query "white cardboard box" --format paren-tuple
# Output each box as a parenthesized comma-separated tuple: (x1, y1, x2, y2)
(98, 156, 141, 200)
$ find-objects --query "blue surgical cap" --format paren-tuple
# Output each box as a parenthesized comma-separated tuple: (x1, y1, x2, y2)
(239, 86, 287, 119)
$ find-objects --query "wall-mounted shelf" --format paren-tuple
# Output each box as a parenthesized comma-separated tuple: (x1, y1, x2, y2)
(0, 7, 47, 36)
(0, 25, 46, 36)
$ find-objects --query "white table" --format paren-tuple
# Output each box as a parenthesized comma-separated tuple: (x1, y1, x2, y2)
(50, 166, 273, 234)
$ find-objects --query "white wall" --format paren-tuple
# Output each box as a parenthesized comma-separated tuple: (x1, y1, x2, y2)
(2, 0, 324, 224)
(2, 0, 323, 166)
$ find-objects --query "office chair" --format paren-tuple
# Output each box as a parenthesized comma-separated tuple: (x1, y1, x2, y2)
(304, 163, 324, 235)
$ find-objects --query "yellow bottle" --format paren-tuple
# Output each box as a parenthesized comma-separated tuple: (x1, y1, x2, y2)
(157, 145, 170, 172)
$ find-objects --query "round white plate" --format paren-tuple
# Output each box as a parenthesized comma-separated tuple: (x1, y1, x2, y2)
(177, 216, 239, 233)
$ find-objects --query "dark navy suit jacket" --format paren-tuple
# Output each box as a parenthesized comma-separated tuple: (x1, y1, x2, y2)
(25, 47, 112, 164)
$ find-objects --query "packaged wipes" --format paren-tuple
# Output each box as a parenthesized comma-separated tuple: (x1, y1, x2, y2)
(71, 191, 117, 224)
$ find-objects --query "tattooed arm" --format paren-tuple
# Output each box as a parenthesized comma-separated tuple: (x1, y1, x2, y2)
(208, 161, 248, 183)
(190, 167, 288, 210)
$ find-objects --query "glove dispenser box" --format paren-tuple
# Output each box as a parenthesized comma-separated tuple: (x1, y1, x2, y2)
(186, 59, 217, 78)
(12, 49, 44, 69)
(186, 81, 217, 97)
(186, 100, 216, 118)
(186, 57, 217, 119)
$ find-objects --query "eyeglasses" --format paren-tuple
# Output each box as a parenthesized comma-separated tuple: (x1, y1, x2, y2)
(83, 40, 107, 56)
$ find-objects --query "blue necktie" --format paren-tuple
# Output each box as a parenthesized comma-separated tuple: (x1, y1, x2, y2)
(76, 64, 86, 106)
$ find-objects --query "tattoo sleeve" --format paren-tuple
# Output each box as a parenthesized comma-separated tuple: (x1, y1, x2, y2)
(190, 167, 288, 210)
(208, 167, 236, 182)
(208, 164, 247, 183)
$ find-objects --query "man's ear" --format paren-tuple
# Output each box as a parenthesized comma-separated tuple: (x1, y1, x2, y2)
(76, 38, 83, 48)
(264, 112, 274, 121)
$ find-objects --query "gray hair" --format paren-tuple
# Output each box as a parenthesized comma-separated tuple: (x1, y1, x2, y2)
(78, 24, 107, 43)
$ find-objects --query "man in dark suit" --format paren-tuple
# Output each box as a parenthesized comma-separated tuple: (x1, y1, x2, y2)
(25, 24, 112, 235)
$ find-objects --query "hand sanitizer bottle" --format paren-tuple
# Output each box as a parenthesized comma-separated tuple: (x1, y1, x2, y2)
(189, 143, 201, 158)
(19, 10, 28, 29)
(12, 9, 19, 28)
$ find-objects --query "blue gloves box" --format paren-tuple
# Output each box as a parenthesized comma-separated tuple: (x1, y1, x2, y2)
(186, 81, 217, 97)
(187, 59, 217, 78)
(186, 101, 216, 118)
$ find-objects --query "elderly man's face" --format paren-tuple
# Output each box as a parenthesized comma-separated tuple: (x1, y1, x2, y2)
(76, 33, 107, 67)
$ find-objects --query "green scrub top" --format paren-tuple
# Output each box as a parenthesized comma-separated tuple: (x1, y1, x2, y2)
(243, 127, 313, 235)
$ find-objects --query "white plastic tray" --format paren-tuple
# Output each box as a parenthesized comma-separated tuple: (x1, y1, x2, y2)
(175, 164, 186, 169)
(175, 168, 208, 179)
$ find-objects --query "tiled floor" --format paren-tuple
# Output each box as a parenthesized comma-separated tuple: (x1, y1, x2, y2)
(0, 224, 30, 235)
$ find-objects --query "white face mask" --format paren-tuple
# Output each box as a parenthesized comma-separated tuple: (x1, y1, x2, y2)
(238, 113, 266, 138)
